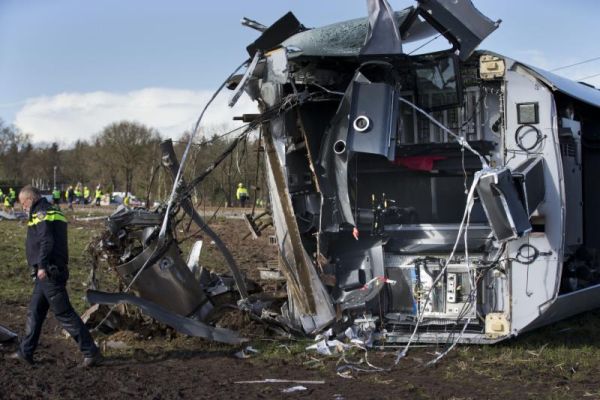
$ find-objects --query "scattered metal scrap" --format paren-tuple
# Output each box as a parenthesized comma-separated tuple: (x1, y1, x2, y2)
(0, 211, 27, 221)
(0, 324, 17, 343)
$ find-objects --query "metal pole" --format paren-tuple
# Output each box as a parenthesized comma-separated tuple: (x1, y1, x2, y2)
(53, 166, 57, 189)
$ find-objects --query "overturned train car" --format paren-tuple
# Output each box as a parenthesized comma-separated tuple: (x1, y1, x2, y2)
(237, 0, 600, 343)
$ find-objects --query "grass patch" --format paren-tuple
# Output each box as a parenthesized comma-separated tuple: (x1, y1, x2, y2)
(0, 208, 117, 313)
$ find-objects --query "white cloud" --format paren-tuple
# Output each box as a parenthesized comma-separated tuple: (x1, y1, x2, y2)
(13, 88, 258, 146)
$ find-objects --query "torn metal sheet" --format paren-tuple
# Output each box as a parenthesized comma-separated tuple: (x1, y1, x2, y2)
(415, 0, 500, 61)
(0, 324, 17, 342)
(87, 290, 247, 345)
(246, 12, 304, 57)
(361, 0, 403, 56)
(476, 168, 531, 242)
(186, 240, 203, 275)
(115, 238, 212, 317)
(160, 139, 248, 299)
(0, 211, 27, 221)
(229, 51, 262, 108)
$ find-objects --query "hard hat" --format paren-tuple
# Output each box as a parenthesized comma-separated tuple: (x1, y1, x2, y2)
(238, 183, 243, 187)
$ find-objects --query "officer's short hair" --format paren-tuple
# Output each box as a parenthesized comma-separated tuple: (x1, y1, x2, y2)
(19, 185, 41, 201)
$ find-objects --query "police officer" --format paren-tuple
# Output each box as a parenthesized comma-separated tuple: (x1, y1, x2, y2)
(9, 185, 102, 367)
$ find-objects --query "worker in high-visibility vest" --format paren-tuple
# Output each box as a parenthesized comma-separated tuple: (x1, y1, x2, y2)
(236, 183, 249, 208)
(83, 186, 90, 204)
(52, 188, 61, 205)
(4, 194, 12, 210)
(74, 186, 82, 205)
(8, 188, 16, 206)
(65, 186, 74, 210)
(94, 186, 103, 207)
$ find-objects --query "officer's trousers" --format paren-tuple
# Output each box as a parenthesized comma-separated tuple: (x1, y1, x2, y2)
(20, 276, 98, 358)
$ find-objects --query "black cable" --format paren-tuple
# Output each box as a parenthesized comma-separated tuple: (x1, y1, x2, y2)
(578, 72, 600, 81)
(515, 124, 543, 152)
(171, 123, 252, 148)
(551, 56, 600, 72)
(515, 244, 539, 265)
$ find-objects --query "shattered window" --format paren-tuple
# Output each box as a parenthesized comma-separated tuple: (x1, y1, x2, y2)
(282, 10, 412, 58)
(400, 92, 416, 143)
(415, 56, 460, 111)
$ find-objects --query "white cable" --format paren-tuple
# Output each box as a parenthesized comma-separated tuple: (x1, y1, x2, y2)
(425, 184, 477, 366)
(398, 96, 489, 169)
(159, 59, 250, 239)
(395, 170, 483, 364)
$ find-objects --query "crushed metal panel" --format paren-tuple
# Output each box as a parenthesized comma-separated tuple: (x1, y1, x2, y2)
(87, 290, 247, 345)
(0, 324, 17, 342)
(263, 128, 336, 332)
(348, 80, 399, 160)
(186, 240, 203, 275)
(416, 0, 500, 61)
(521, 284, 600, 333)
(246, 12, 304, 57)
(512, 156, 545, 217)
(160, 139, 249, 299)
(476, 168, 532, 242)
(108, 214, 212, 317)
(361, 0, 403, 56)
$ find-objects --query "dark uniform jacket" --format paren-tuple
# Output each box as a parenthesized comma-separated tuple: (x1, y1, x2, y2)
(26, 198, 68, 272)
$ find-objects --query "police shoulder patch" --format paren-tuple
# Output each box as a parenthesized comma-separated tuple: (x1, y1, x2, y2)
(36, 211, 46, 219)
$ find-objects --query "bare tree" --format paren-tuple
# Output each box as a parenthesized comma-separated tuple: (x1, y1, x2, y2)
(95, 121, 161, 194)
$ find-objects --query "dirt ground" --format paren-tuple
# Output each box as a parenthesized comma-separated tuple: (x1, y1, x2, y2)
(2, 211, 600, 399)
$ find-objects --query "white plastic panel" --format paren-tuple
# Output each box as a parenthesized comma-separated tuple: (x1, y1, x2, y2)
(503, 69, 565, 333)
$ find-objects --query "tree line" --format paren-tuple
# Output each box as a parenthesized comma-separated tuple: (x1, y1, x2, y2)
(0, 118, 265, 207)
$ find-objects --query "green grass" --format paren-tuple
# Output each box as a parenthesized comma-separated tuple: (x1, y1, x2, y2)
(0, 209, 114, 313)
(2, 208, 600, 397)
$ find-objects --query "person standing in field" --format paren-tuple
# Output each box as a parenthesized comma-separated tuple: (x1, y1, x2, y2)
(8, 185, 102, 367)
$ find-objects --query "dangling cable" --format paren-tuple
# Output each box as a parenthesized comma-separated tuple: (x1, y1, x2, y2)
(398, 96, 489, 168)
(395, 170, 483, 364)
(159, 58, 251, 238)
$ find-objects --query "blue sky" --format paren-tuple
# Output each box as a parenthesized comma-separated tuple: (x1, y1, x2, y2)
(1, 0, 599, 144)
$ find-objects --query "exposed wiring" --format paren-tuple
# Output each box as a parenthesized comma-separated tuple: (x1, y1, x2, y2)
(515, 243, 541, 265)
(309, 82, 344, 96)
(179, 89, 331, 200)
(514, 124, 544, 152)
(399, 96, 489, 168)
(395, 169, 483, 364)
(425, 190, 477, 366)
(406, 28, 450, 56)
(159, 58, 251, 239)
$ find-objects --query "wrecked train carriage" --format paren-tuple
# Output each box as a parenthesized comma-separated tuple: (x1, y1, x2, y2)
(238, 0, 600, 343)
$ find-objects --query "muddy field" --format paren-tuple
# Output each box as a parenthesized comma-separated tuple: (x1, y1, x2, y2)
(1, 208, 600, 399)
